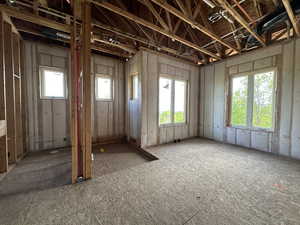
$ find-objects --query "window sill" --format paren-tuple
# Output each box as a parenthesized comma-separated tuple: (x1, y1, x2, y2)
(95, 99, 113, 102)
(159, 123, 187, 128)
(40, 97, 67, 100)
(227, 126, 274, 133)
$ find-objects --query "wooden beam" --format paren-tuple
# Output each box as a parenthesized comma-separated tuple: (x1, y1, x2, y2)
(165, 11, 172, 31)
(282, 0, 300, 37)
(92, 45, 130, 58)
(70, 0, 79, 184)
(0, 5, 70, 33)
(138, 0, 169, 31)
(232, 0, 254, 23)
(93, 35, 137, 54)
(150, 0, 239, 52)
(93, 22, 196, 62)
(81, 0, 92, 179)
(91, 0, 220, 59)
(215, 0, 266, 46)
(175, 0, 188, 16)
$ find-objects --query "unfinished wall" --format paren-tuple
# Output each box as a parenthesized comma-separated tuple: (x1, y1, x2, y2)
(24, 41, 125, 152)
(0, 12, 25, 173)
(139, 50, 199, 148)
(199, 38, 300, 159)
(91, 54, 125, 143)
(125, 52, 142, 144)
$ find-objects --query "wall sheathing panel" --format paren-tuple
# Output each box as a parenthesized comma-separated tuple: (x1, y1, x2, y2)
(291, 39, 300, 159)
(137, 50, 200, 148)
(126, 52, 142, 143)
(199, 39, 300, 159)
(24, 41, 125, 152)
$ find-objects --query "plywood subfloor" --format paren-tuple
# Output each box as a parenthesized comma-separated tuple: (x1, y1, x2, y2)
(1, 138, 300, 225)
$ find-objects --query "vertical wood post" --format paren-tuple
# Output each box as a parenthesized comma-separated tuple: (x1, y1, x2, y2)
(81, 0, 92, 179)
(70, 0, 79, 183)
(0, 12, 8, 173)
(3, 21, 16, 163)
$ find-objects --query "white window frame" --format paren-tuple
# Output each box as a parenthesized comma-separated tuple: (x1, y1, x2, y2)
(130, 74, 138, 100)
(39, 66, 67, 100)
(95, 74, 113, 101)
(159, 75, 188, 127)
(228, 67, 277, 132)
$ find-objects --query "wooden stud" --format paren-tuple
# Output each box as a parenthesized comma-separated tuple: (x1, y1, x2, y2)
(12, 34, 23, 159)
(81, 0, 92, 179)
(3, 21, 16, 163)
(282, 0, 300, 37)
(0, 12, 8, 173)
(70, 0, 79, 184)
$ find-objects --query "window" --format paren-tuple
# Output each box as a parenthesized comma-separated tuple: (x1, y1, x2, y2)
(253, 71, 275, 129)
(230, 69, 276, 130)
(95, 75, 113, 101)
(159, 77, 187, 125)
(131, 75, 138, 100)
(40, 67, 66, 99)
(231, 76, 248, 126)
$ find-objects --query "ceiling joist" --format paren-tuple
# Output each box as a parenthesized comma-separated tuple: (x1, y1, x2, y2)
(150, 0, 239, 53)
(91, 0, 221, 59)
(215, 0, 266, 46)
(282, 0, 300, 37)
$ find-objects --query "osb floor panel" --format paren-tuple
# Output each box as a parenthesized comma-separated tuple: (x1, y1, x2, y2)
(1, 138, 300, 225)
(92, 143, 149, 177)
(0, 143, 148, 197)
(0, 149, 72, 196)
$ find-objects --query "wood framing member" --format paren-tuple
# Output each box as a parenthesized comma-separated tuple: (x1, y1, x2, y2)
(137, 0, 169, 31)
(215, 0, 266, 46)
(92, 45, 130, 58)
(12, 33, 23, 159)
(93, 22, 195, 62)
(0, 12, 8, 173)
(93, 35, 137, 54)
(70, 0, 79, 184)
(150, 0, 239, 52)
(232, 0, 254, 23)
(0, 4, 70, 33)
(3, 21, 16, 163)
(282, 0, 300, 37)
(91, 0, 221, 59)
(81, 0, 92, 179)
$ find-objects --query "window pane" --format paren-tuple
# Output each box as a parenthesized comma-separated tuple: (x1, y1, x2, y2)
(174, 80, 186, 123)
(132, 75, 138, 99)
(96, 77, 112, 100)
(231, 76, 248, 126)
(43, 70, 65, 98)
(159, 78, 172, 124)
(253, 71, 274, 129)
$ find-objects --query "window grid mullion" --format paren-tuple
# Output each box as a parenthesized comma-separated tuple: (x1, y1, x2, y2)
(247, 74, 254, 129)
(171, 79, 175, 124)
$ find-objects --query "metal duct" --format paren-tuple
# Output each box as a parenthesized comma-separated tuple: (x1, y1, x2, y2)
(246, 0, 300, 48)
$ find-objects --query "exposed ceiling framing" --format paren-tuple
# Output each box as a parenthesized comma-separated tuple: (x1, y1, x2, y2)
(0, 0, 299, 65)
